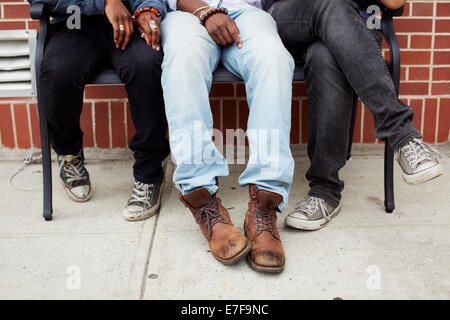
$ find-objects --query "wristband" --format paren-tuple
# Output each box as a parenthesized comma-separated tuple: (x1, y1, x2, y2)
(200, 7, 229, 26)
(133, 7, 160, 19)
(193, 5, 213, 16)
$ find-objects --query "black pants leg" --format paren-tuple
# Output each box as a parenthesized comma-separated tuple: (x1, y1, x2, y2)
(109, 31, 170, 183)
(40, 16, 169, 183)
(39, 18, 109, 155)
(303, 41, 353, 206)
(270, 0, 421, 151)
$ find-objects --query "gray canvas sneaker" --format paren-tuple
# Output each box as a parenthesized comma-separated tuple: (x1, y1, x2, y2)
(123, 176, 164, 221)
(396, 138, 443, 185)
(285, 195, 341, 231)
(58, 150, 92, 202)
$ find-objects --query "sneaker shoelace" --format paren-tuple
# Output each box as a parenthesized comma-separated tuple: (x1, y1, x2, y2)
(129, 181, 153, 207)
(192, 196, 224, 238)
(295, 196, 331, 220)
(59, 155, 88, 185)
(400, 138, 441, 169)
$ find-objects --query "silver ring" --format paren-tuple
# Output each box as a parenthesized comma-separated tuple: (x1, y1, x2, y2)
(149, 20, 158, 30)
(119, 24, 125, 31)
(141, 32, 146, 39)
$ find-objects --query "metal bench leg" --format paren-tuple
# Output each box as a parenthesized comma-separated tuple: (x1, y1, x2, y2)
(381, 9, 402, 214)
(37, 103, 53, 221)
(384, 142, 395, 213)
(33, 10, 53, 221)
(347, 92, 358, 160)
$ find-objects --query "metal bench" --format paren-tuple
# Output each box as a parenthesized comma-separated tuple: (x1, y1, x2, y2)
(30, 3, 404, 221)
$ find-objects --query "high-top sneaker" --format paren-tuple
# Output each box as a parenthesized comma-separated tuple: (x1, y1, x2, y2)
(180, 188, 251, 265)
(244, 185, 285, 273)
(57, 150, 91, 202)
(123, 175, 164, 221)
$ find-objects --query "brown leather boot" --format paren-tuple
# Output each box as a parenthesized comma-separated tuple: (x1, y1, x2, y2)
(180, 188, 251, 265)
(244, 185, 285, 273)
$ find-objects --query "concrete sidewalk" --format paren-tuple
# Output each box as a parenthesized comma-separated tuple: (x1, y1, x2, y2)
(0, 147, 449, 299)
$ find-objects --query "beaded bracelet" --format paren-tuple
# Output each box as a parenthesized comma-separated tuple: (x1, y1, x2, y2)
(133, 7, 160, 19)
(200, 7, 229, 26)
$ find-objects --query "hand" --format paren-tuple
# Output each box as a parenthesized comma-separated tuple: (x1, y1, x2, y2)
(203, 13, 242, 48)
(105, 0, 133, 50)
(135, 12, 161, 51)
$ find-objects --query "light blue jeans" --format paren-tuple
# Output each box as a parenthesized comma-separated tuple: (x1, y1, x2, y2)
(161, 7, 295, 210)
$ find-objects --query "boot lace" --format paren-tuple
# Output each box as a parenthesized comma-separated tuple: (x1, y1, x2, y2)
(251, 196, 276, 233)
(295, 196, 331, 220)
(400, 138, 441, 169)
(193, 196, 224, 238)
(254, 209, 276, 232)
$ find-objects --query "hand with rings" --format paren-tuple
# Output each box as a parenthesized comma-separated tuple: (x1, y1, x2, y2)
(135, 12, 161, 51)
(104, 0, 134, 50)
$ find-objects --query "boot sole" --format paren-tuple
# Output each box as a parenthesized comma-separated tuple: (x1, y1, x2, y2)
(247, 255, 285, 274)
(401, 163, 444, 185)
(285, 204, 341, 231)
(213, 238, 252, 266)
(123, 179, 165, 222)
(60, 178, 92, 203)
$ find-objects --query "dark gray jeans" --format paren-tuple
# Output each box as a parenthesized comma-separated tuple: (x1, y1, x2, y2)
(270, 0, 421, 206)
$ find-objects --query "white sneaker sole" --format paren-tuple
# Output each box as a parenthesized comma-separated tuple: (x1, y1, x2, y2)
(122, 179, 165, 222)
(401, 163, 444, 185)
(60, 178, 92, 203)
(285, 204, 341, 231)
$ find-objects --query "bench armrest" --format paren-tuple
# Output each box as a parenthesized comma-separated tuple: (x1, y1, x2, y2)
(30, 2, 50, 98)
(381, 5, 404, 96)
(30, 2, 48, 20)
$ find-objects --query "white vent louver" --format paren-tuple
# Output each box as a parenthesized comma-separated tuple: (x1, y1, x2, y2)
(0, 30, 37, 98)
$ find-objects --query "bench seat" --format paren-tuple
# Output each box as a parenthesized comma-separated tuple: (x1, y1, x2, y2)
(90, 65, 306, 84)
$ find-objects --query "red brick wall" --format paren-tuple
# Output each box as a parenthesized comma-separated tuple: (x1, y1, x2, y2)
(0, 0, 449, 150)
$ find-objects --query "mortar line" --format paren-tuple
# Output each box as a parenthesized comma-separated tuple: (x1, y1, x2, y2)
(420, 97, 425, 134)
(26, 103, 33, 148)
(123, 101, 128, 148)
(10, 103, 18, 149)
(431, 0, 439, 143)
(108, 102, 112, 149)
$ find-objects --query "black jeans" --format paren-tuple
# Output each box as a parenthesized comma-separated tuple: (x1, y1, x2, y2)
(39, 15, 170, 183)
(270, 0, 422, 206)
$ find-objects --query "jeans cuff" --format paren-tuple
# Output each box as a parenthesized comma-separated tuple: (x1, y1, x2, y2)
(179, 184, 218, 196)
(54, 146, 83, 157)
(392, 132, 423, 152)
(308, 190, 340, 207)
(134, 171, 163, 184)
